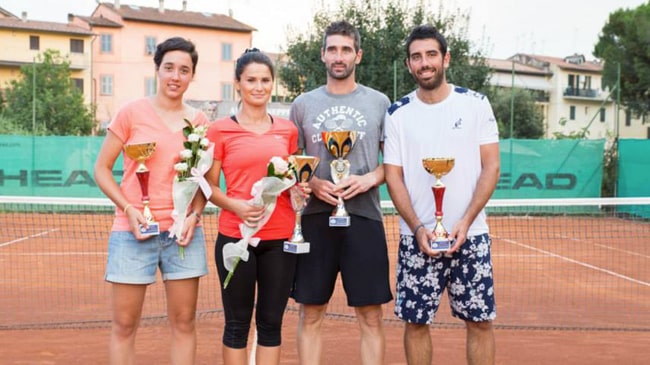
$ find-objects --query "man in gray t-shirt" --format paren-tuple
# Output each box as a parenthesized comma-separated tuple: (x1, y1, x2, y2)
(289, 20, 393, 365)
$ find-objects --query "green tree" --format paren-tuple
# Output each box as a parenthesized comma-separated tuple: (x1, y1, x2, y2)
(2, 49, 94, 135)
(490, 87, 544, 139)
(594, 2, 650, 116)
(279, 0, 490, 101)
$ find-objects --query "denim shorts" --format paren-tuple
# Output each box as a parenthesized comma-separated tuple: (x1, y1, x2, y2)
(394, 233, 496, 324)
(105, 228, 208, 284)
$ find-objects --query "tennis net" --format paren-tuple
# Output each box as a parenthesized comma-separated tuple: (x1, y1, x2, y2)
(1, 196, 649, 331)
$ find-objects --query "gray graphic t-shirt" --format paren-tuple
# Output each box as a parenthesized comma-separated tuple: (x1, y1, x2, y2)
(289, 85, 390, 222)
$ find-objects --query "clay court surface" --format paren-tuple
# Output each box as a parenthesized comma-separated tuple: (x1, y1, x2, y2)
(1, 313, 648, 364)
(1, 209, 649, 363)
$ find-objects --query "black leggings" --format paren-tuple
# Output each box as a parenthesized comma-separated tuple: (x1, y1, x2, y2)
(214, 233, 296, 348)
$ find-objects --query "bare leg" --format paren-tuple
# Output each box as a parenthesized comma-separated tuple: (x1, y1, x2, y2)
(404, 322, 431, 365)
(165, 278, 200, 365)
(466, 320, 495, 365)
(256, 344, 281, 365)
(297, 303, 328, 365)
(222, 345, 247, 365)
(109, 283, 147, 365)
(355, 305, 385, 365)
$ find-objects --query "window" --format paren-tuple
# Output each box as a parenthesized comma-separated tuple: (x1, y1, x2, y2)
(30, 35, 40, 50)
(70, 39, 84, 53)
(599, 108, 605, 123)
(101, 75, 113, 95)
(145, 77, 156, 96)
(222, 83, 233, 101)
(101, 34, 113, 53)
(72, 78, 84, 93)
(145, 36, 157, 55)
(569, 106, 576, 120)
(222, 43, 232, 61)
(625, 110, 631, 127)
(567, 74, 576, 90)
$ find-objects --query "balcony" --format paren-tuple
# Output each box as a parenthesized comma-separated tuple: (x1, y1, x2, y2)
(563, 87, 600, 99)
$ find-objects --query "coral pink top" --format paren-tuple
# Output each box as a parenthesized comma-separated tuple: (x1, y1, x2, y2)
(108, 98, 209, 231)
(207, 115, 298, 240)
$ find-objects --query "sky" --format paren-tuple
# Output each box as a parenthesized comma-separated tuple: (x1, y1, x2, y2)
(1, 0, 647, 59)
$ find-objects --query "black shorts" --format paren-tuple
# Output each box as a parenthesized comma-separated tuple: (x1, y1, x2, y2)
(291, 212, 393, 307)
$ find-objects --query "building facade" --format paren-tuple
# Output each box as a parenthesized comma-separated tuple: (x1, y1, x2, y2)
(0, 8, 93, 105)
(488, 53, 647, 139)
(70, 0, 255, 126)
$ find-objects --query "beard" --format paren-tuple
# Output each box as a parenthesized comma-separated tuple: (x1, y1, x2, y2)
(326, 62, 355, 80)
(414, 67, 445, 91)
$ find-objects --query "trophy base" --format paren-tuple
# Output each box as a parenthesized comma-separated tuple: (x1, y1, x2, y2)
(429, 239, 451, 252)
(139, 222, 160, 236)
(329, 216, 350, 227)
(283, 241, 310, 254)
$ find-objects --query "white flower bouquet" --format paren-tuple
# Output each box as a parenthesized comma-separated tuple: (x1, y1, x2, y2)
(169, 118, 214, 259)
(222, 156, 296, 288)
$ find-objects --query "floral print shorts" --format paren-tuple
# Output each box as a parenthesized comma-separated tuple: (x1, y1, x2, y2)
(394, 233, 496, 324)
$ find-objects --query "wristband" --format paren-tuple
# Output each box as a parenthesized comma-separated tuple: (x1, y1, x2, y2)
(123, 203, 133, 214)
(413, 223, 425, 236)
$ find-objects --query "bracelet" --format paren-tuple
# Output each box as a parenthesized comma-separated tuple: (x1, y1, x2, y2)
(123, 203, 133, 214)
(413, 223, 425, 236)
(188, 210, 202, 222)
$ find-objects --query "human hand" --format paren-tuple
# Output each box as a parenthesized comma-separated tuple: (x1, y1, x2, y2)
(232, 199, 266, 227)
(332, 174, 376, 200)
(414, 225, 441, 258)
(308, 176, 339, 206)
(297, 181, 312, 199)
(447, 221, 469, 254)
(125, 205, 151, 241)
(176, 212, 200, 246)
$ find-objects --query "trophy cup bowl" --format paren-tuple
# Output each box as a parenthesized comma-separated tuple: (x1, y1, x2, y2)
(283, 155, 320, 254)
(422, 157, 455, 252)
(124, 142, 160, 236)
(322, 131, 358, 227)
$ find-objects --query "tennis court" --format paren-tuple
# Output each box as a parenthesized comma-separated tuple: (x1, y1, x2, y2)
(1, 196, 649, 363)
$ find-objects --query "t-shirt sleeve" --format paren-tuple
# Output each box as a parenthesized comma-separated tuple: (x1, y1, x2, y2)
(289, 98, 305, 150)
(379, 94, 390, 143)
(382, 110, 402, 166)
(107, 104, 131, 144)
(289, 123, 299, 154)
(207, 123, 225, 161)
(479, 97, 500, 145)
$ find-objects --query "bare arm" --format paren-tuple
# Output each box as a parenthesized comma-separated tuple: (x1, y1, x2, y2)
(384, 163, 437, 257)
(448, 142, 500, 252)
(94, 131, 150, 240)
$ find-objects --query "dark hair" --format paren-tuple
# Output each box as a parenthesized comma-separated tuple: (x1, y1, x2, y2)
(405, 25, 448, 60)
(153, 37, 198, 74)
(322, 20, 361, 52)
(234, 48, 274, 81)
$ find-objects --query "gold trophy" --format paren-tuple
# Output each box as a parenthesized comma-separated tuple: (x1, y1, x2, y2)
(283, 155, 320, 254)
(422, 157, 455, 251)
(322, 130, 357, 227)
(124, 142, 160, 236)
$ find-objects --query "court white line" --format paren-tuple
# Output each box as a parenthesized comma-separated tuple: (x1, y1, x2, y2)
(0, 229, 59, 248)
(492, 254, 548, 258)
(557, 234, 650, 260)
(593, 243, 650, 259)
(499, 237, 650, 288)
